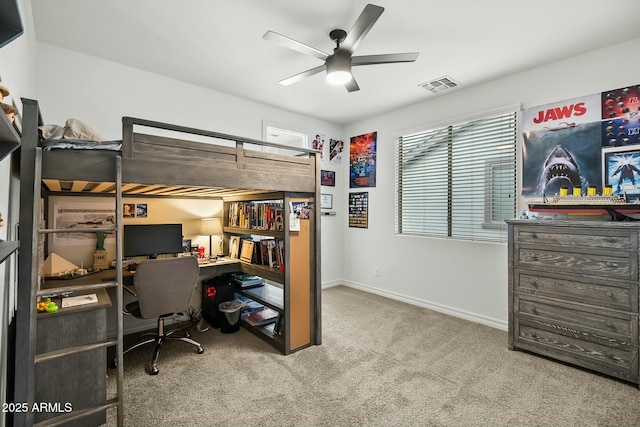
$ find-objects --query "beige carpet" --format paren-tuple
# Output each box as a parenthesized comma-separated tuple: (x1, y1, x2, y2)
(106, 285, 640, 426)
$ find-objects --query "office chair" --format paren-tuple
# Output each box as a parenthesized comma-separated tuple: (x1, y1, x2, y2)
(122, 256, 203, 375)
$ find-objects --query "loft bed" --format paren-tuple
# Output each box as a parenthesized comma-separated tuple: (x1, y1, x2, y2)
(14, 98, 322, 424)
(18, 96, 321, 337)
(20, 101, 319, 197)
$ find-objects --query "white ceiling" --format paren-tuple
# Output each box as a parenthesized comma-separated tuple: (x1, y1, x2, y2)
(30, 0, 640, 126)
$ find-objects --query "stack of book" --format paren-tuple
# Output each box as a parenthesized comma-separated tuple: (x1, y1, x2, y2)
(245, 307, 279, 326)
(231, 273, 264, 289)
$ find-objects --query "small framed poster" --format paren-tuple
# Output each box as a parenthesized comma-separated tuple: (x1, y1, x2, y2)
(321, 170, 336, 186)
(320, 194, 333, 209)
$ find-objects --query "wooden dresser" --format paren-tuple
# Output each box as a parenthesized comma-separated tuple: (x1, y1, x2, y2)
(506, 220, 639, 385)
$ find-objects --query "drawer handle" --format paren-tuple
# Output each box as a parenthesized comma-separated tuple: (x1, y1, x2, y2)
(606, 322, 617, 332)
(531, 281, 539, 288)
(606, 291, 613, 298)
(605, 261, 618, 268)
(532, 256, 539, 262)
(531, 233, 538, 239)
(532, 307, 539, 315)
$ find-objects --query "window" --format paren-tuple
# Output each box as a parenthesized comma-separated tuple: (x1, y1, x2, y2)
(396, 109, 517, 242)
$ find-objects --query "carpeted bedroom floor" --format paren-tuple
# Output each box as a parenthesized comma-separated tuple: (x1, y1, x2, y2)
(106, 285, 640, 426)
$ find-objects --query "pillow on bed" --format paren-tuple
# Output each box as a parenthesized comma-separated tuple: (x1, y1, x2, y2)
(63, 118, 105, 142)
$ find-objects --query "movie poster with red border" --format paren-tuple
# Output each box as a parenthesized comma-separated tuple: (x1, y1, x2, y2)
(350, 131, 377, 188)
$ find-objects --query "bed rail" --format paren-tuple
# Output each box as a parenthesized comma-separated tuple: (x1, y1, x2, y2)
(121, 117, 319, 193)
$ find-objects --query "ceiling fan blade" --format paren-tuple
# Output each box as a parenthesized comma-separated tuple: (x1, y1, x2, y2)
(352, 52, 419, 66)
(263, 30, 329, 61)
(341, 4, 384, 53)
(278, 64, 326, 86)
(345, 77, 360, 93)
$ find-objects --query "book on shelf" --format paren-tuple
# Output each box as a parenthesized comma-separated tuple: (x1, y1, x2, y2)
(227, 200, 284, 231)
(272, 314, 284, 336)
(245, 307, 279, 326)
(231, 272, 264, 288)
(238, 236, 283, 270)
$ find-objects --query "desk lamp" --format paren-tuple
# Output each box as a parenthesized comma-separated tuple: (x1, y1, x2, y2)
(200, 218, 223, 260)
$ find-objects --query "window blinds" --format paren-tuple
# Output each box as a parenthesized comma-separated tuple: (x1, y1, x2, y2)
(396, 110, 517, 242)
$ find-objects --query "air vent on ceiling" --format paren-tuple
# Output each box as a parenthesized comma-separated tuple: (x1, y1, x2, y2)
(419, 76, 459, 94)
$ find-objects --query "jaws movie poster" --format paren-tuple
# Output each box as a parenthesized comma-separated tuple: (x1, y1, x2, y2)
(521, 94, 602, 197)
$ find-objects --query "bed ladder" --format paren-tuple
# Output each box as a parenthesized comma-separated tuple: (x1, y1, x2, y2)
(14, 148, 124, 426)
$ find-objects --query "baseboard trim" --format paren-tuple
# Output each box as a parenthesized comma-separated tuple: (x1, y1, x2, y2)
(320, 279, 343, 289)
(327, 280, 507, 331)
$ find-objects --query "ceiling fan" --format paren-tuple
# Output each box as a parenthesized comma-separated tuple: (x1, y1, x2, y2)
(263, 4, 419, 92)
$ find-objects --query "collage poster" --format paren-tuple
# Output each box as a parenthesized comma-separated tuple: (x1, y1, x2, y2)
(350, 131, 377, 188)
(521, 84, 640, 197)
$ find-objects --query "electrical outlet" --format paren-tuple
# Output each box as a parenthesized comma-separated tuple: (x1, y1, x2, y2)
(374, 267, 380, 277)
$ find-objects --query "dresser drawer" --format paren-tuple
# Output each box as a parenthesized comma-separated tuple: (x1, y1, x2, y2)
(515, 247, 637, 280)
(514, 226, 637, 251)
(517, 296, 634, 338)
(513, 295, 638, 382)
(514, 324, 638, 383)
(516, 272, 636, 312)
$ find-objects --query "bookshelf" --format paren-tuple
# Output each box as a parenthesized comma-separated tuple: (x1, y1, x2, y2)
(223, 192, 317, 354)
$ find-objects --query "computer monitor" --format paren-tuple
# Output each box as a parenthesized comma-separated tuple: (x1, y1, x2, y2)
(123, 224, 183, 259)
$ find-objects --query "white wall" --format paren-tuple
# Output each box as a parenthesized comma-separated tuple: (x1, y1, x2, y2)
(342, 37, 640, 329)
(14, 14, 640, 334)
(34, 43, 344, 285)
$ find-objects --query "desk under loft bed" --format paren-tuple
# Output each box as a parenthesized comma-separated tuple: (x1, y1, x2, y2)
(15, 98, 321, 427)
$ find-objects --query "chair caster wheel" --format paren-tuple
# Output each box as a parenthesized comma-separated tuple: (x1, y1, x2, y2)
(110, 357, 118, 369)
(196, 347, 204, 354)
(147, 365, 159, 375)
(185, 331, 191, 338)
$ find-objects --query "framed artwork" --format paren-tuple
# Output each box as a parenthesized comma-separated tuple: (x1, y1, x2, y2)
(240, 240, 255, 263)
(53, 202, 116, 246)
(602, 145, 640, 196)
(350, 131, 377, 188)
(321, 170, 335, 186)
(229, 236, 240, 259)
(320, 194, 333, 209)
(123, 203, 135, 218)
(135, 203, 148, 218)
(348, 192, 368, 228)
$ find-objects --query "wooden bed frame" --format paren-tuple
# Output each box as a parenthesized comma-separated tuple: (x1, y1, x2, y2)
(36, 108, 318, 195)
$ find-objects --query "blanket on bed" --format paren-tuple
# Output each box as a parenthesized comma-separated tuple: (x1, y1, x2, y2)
(39, 118, 122, 151)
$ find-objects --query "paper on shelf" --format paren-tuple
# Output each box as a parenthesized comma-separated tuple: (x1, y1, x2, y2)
(61, 293, 98, 308)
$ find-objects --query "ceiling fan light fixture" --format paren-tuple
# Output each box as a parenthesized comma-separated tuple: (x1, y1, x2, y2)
(326, 70, 352, 85)
(326, 50, 352, 85)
